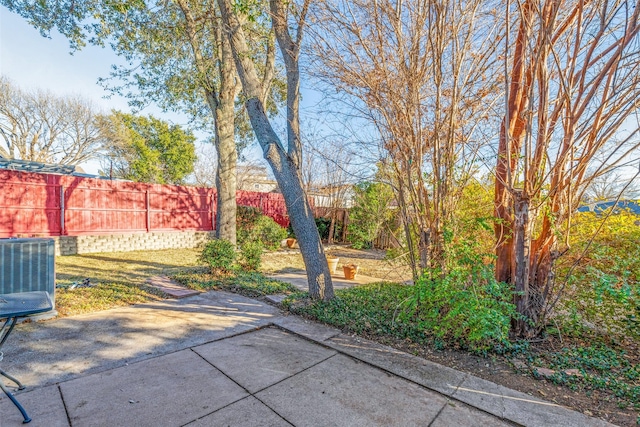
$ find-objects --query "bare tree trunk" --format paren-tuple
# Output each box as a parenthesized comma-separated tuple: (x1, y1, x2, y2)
(512, 190, 530, 335)
(495, 0, 640, 336)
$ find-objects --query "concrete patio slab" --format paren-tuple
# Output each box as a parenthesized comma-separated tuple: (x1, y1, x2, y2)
(0, 384, 68, 427)
(325, 333, 467, 397)
(193, 328, 336, 393)
(452, 374, 612, 427)
(0, 290, 618, 427)
(272, 315, 342, 342)
(0, 291, 279, 389)
(186, 396, 290, 427)
(255, 353, 450, 427)
(59, 349, 248, 427)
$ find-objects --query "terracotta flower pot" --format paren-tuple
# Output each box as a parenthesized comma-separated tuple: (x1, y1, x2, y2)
(343, 264, 359, 280)
(286, 238, 297, 248)
(327, 257, 339, 274)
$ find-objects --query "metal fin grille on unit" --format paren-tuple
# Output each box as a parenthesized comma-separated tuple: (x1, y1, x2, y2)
(0, 238, 55, 310)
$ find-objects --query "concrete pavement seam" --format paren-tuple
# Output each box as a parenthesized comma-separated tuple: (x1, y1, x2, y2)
(426, 398, 450, 427)
(186, 343, 314, 427)
(243, 352, 339, 427)
(57, 383, 73, 427)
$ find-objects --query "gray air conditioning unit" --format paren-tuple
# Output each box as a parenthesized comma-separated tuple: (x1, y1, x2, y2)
(0, 238, 56, 314)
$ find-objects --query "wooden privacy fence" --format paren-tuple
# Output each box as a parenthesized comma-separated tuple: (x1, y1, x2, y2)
(0, 170, 292, 238)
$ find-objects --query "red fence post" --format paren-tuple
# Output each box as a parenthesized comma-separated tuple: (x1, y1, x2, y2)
(60, 185, 65, 235)
(211, 192, 216, 231)
(145, 190, 151, 232)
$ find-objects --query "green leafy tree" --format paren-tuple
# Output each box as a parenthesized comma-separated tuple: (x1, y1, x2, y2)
(2, 0, 280, 246)
(99, 112, 196, 184)
(348, 182, 394, 249)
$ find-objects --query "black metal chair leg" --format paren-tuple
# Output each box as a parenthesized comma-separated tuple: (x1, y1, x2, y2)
(0, 378, 32, 423)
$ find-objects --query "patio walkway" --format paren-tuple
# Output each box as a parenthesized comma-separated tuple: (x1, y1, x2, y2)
(0, 290, 612, 426)
(267, 270, 382, 291)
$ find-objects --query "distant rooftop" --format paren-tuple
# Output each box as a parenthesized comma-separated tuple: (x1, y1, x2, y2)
(0, 158, 90, 176)
(578, 200, 640, 215)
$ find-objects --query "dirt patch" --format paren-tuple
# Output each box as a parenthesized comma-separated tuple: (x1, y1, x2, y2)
(261, 245, 413, 283)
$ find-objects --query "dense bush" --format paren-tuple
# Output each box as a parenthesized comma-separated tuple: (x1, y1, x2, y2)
(236, 205, 262, 236)
(315, 217, 343, 241)
(199, 239, 236, 275)
(556, 211, 640, 339)
(240, 241, 263, 271)
(400, 265, 516, 352)
(286, 269, 515, 354)
(347, 182, 394, 249)
(237, 205, 288, 250)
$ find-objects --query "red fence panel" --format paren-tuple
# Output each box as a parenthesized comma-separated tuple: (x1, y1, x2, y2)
(0, 170, 62, 237)
(0, 170, 304, 238)
(148, 184, 214, 231)
(63, 178, 149, 234)
(236, 190, 291, 228)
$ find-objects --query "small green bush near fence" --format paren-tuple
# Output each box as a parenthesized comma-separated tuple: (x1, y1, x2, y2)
(237, 205, 288, 250)
(199, 239, 236, 275)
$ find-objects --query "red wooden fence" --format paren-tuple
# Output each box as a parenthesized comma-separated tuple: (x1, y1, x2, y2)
(0, 170, 294, 238)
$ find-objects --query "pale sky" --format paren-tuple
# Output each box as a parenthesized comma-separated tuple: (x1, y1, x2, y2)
(1, 7, 132, 112)
(0, 6, 229, 174)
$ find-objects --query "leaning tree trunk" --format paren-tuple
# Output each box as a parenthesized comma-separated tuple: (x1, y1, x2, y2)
(245, 98, 334, 300)
(218, 0, 334, 300)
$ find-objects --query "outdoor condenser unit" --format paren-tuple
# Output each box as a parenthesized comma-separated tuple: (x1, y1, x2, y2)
(0, 238, 56, 312)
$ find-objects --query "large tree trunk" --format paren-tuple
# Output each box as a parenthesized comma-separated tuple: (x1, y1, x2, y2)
(214, 98, 237, 245)
(176, 0, 238, 245)
(214, 34, 238, 245)
(218, 0, 334, 300)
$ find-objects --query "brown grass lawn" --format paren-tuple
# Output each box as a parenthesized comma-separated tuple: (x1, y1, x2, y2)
(55, 248, 201, 316)
(54, 245, 409, 317)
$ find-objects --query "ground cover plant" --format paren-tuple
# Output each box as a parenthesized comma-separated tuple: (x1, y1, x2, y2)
(173, 269, 296, 298)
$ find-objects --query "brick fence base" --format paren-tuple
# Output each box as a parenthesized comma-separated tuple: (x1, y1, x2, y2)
(54, 231, 216, 256)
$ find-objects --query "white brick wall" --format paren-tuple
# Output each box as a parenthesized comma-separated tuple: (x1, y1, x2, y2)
(54, 231, 215, 255)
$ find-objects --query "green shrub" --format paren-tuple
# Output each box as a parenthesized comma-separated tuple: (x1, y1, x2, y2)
(237, 206, 288, 250)
(237, 205, 262, 243)
(315, 217, 343, 241)
(400, 265, 516, 352)
(251, 215, 288, 249)
(557, 211, 640, 340)
(347, 182, 394, 249)
(199, 239, 236, 275)
(240, 241, 263, 271)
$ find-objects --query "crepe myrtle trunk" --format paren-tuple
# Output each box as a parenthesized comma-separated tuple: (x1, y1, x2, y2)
(246, 98, 334, 300)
